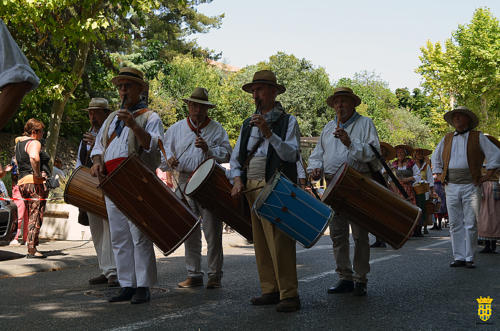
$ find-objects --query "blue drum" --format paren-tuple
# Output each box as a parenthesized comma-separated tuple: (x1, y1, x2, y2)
(253, 172, 334, 248)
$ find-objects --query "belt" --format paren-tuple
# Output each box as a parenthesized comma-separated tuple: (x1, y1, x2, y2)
(105, 157, 127, 174)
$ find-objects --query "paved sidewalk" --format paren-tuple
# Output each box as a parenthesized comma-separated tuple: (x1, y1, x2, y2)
(0, 232, 251, 278)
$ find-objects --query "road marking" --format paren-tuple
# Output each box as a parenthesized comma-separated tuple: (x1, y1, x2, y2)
(417, 240, 449, 250)
(107, 300, 232, 331)
(298, 254, 401, 283)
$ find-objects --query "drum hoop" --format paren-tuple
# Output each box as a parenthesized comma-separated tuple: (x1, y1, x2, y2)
(321, 163, 348, 203)
(162, 216, 202, 256)
(303, 209, 334, 248)
(98, 154, 142, 189)
(184, 157, 216, 197)
(252, 170, 281, 211)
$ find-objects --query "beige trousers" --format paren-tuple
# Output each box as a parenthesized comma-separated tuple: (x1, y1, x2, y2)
(245, 179, 298, 300)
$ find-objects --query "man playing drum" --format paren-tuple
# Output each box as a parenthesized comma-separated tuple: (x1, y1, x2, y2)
(90, 67, 164, 304)
(431, 106, 500, 269)
(162, 87, 231, 289)
(308, 87, 381, 297)
(230, 70, 301, 313)
(76, 98, 118, 287)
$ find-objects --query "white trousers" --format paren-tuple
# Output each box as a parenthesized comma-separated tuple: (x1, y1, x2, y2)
(88, 212, 116, 278)
(444, 183, 481, 262)
(176, 180, 223, 278)
(105, 196, 157, 287)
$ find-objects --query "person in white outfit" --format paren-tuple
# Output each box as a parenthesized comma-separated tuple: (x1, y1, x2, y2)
(91, 67, 163, 304)
(76, 97, 118, 287)
(162, 87, 231, 289)
(432, 106, 500, 268)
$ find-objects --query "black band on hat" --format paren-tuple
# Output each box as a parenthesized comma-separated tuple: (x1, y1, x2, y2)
(120, 72, 142, 79)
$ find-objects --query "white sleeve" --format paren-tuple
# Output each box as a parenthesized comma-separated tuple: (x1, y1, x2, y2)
(267, 115, 300, 163)
(431, 137, 445, 174)
(480, 133, 500, 170)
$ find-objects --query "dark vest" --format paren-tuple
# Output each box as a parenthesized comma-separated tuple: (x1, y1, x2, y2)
(78, 140, 93, 168)
(238, 114, 297, 184)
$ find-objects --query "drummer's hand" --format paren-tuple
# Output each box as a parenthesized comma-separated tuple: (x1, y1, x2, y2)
(117, 110, 137, 129)
(231, 176, 244, 198)
(250, 114, 272, 138)
(167, 156, 179, 169)
(194, 136, 208, 153)
(90, 163, 106, 180)
(333, 128, 351, 147)
(83, 132, 96, 146)
(311, 168, 322, 181)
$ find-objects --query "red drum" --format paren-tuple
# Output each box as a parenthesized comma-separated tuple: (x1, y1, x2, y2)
(184, 158, 252, 241)
(322, 163, 421, 249)
(99, 154, 200, 256)
(64, 166, 107, 219)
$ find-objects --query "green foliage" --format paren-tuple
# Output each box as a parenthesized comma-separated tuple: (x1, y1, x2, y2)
(417, 7, 500, 137)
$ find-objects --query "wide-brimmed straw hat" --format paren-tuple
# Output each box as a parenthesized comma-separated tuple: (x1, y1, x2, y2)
(413, 148, 432, 157)
(380, 142, 396, 161)
(394, 144, 414, 156)
(443, 106, 479, 130)
(83, 97, 110, 111)
(182, 87, 215, 108)
(326, 87, 362, 108)
(111, 67, 148, 88)
(242, 70, 286, 94)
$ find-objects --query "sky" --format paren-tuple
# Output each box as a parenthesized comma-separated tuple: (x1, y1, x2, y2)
(192, 0, 500, 91)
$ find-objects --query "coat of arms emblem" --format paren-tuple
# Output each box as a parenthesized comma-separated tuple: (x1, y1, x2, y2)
(477, 296, 493, 322)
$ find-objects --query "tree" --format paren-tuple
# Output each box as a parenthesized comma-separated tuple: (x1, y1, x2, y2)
(417, 7, 500, 136)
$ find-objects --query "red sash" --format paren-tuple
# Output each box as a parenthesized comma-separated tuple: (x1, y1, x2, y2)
(105, 157, 127, 174)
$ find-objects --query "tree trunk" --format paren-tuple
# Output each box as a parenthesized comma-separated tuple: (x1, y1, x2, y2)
(480, 94, 488, 122)
(45, 41, 91, 169)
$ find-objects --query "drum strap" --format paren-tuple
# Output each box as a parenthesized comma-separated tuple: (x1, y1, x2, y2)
(105, 108, 149, 148)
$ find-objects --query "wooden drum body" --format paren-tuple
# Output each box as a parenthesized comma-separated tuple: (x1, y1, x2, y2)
(99, 154, 200, 256)
(64, 166, 107, 219)
(184, 158, 252, 241)
(322, 163, 421, 249)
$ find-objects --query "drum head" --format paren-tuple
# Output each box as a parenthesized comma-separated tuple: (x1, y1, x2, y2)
(185, 158, 215, 195)
(321, 163, 348, 201)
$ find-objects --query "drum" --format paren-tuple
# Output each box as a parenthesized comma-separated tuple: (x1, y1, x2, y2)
(64, 166, 107, 219)
(99, 154, 200, 256)
(322, 163, 421, 249)
(253, 172, 334, 248)
(184, 158, 252, 241)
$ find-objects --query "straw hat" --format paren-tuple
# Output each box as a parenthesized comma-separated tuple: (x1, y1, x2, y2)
(394, 144, 414, 156)
(413, 148, 432, 157)
(326, 87, 361, 108)
(83, 97, 110, 111)
(182, 87, 215, 108)
(111, 67, 147, 88)
(443, 106, 479, 130)
(242, 70, 286, 94)
(380, 142, 396, 161)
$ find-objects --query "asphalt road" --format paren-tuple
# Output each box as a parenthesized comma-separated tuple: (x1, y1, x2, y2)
(1, 229, 499, 330)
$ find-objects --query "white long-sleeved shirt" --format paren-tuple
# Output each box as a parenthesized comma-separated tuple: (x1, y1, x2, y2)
(431, 131, 500, 173)
(0, 19, 39, 90)
(91, 111, 164, 162)
(160, 118, 232, 173)
(414, 162, 434, 187)
(230, 114, 300, 179)
(307, 115, 380, 175)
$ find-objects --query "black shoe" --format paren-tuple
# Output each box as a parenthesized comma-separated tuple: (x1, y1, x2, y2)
(131, 287, 150, 304)
(370, 241, 382, 248)
(108, 287, 136, 302)
(353, 282, 367, 296)
(430, 225, 438, 230)
(479, 246, 493, 254)
(251, 292, 280, 305)
(465, 261, 475, 269)
(449, 260, 466, 268)
(423, 228, 429, 234)
(327, 280, 354, 294)
(276, 296, 301, 312)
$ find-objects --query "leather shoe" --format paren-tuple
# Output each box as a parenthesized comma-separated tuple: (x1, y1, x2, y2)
(251, 292, 280, 305)
(353, 282, 367, 296)
(89, 274, 108, 285)
(131, 287, 150, 304)
(327, 280, 354, 294)
(465, 261, 475, 269)
(178, 277, 203, 288)
(450, 260, 466, 267)
(206, 276, 221, 289)
(107, 275, 120, 287)
(108, 287, 136, 302)
(276, 296, 301, 312)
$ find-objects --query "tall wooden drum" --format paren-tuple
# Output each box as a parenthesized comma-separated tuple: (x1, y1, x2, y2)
(64, 166, 107, 219)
